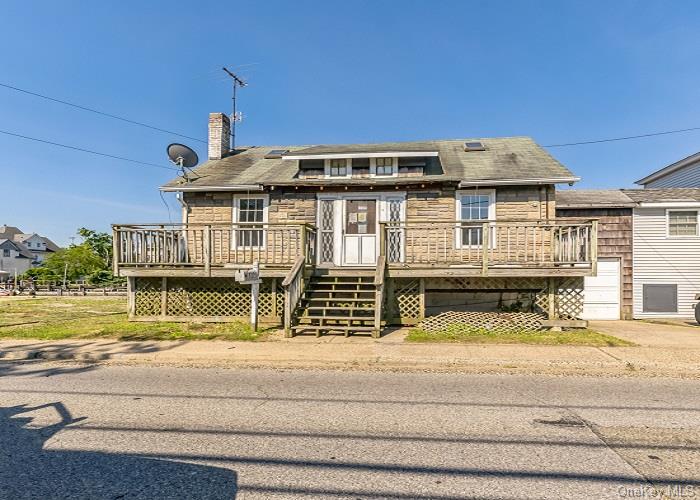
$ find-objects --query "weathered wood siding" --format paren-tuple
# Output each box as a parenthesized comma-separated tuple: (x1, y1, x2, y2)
(406, 185, 554, 222)
(183, 186, 558, 267)
(632, 207, 700, 318)
(644, 162, 700, 188)
(556, 207, 633, 319)
(185, 186, 555, 225)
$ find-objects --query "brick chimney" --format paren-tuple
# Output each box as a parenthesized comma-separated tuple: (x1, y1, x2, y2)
(208, 112, 231, 160)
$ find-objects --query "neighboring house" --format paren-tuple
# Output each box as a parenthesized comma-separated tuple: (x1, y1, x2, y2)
(557, 188, 700, 320)
(636, 151, 700, 188)
(0, 225, 61, 274)
(113, 112, 598, 336)
(0, 238, 36, 277)
(625, 188, 700, 319)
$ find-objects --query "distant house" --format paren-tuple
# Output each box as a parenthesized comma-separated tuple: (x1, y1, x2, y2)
(557, 188, 700, 320)
(0, 238, 36, 277)
(636, 152, 700, 188)
(0, 225, 61, 277)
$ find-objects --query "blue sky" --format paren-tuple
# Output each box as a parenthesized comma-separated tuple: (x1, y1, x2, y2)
(1, 0, 699, 245)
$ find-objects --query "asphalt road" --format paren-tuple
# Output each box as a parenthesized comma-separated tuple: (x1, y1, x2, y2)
(0, 361, 698, 499)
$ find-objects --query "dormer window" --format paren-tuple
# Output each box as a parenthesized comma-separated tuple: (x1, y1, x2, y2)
(352, 158, 370, 177)
(375, 157, 393, 176)
(330, 159, 348, 177)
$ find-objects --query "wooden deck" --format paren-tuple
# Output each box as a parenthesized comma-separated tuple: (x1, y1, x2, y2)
(113, 219, 597, 278)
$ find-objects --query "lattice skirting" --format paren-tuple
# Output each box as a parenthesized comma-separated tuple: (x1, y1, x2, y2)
(387, 277, 584, 325)
(133, 277, 283, 323)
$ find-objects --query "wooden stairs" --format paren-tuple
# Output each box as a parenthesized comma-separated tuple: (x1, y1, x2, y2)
(291, 272, 381, 337)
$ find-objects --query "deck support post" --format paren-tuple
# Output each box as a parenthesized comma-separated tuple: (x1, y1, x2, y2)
(547, 277, 558, 321)
(160, 277, 168, 317)
(271, 278, 278, 320)
(419, 278, 426, 321)
(127, 277, 136, 320)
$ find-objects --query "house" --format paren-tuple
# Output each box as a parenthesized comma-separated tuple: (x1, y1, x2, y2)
(11, 233, 60, 263)
(557, 188, 700, 320)
(0, 225, 61, 276)
(636, 151, 700, 188)
(0, 238, 36, 277)
(112, 112, 598, 336)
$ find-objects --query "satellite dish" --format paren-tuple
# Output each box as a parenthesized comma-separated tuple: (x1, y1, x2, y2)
(167, 143, 199, 168)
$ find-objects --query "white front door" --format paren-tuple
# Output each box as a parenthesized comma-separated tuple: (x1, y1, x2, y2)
(581, 258, 621, 320)
(343, 199, 377, 266)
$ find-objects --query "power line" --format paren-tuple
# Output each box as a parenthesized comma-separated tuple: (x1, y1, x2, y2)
(0, 82, 206, 144)
(544, 126, 700, 148)
(0, 129, 178, 171)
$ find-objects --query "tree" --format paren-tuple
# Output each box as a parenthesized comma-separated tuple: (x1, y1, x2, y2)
(21, 228, 121, 285)
(77, 228, 112, 267)
(42, 245, 104, 282)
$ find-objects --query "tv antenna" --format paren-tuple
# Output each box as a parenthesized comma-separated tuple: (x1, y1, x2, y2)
(222, 66, 247, 150)
(167, 143, 199, 182)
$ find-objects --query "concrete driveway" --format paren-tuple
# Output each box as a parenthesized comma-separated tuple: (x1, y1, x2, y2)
(590, 320, 700, 348)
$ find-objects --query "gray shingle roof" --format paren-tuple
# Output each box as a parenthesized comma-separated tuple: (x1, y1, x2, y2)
(556, 189, 636, 208)
(161, 137, 578, 190)
(557, 188, 700, 208)
(622, 188, 700, 203)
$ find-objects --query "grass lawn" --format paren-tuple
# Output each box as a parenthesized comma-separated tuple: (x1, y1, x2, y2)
(0, 296, 273, 341)
(405, 325, 634, 347)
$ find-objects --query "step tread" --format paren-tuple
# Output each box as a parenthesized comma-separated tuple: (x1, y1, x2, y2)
(302, 305, 374, 311)
(302, 297, 375, 302)
(298, 315, 376, 321)
(291, 325, 376, 331)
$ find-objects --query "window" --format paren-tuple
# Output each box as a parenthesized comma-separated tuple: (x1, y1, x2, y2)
(298, 159, 324, 178)
(351, 158, 370, 177)
(2, 249, 9, 257)
(375, 157, 393, 176)
(330, 159, 348, 177)
(398, 157, 427, 176)
(668, 210, 698, 237)
(233, 196, 268, 248)
(456, 190, 495, 247)
(643, 284, 677, 313)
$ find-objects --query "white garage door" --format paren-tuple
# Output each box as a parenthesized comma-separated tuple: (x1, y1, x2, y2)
(581, 258, 621, 320)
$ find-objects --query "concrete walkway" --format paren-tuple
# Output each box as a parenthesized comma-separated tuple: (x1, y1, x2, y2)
(590, 320, 700, 347)
(2, 333, 699, 378)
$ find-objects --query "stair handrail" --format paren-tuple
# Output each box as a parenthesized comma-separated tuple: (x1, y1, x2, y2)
(373, 254, 387, 338)
(282, 256, 306, 337)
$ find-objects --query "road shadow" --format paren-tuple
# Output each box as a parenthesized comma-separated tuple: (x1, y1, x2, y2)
(0, 339, 187, 363)
(0, 402, 237, 499)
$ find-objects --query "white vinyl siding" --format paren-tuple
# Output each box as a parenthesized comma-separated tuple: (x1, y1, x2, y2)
(632, 207, 700, 318)
(645, 161, 700, 188)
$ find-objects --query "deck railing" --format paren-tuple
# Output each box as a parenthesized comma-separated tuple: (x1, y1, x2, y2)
(113, 223, 316, 272)
(381, 220, 597, 270)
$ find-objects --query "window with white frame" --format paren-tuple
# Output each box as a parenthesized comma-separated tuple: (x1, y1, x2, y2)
(3, 248, 10, 257)
(329, 159, 348, 177)
(233, 196, 268, 248)
(456, 190, 495, 247)
(668, 210, 698, 237)
(375, 157, 393, 176)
